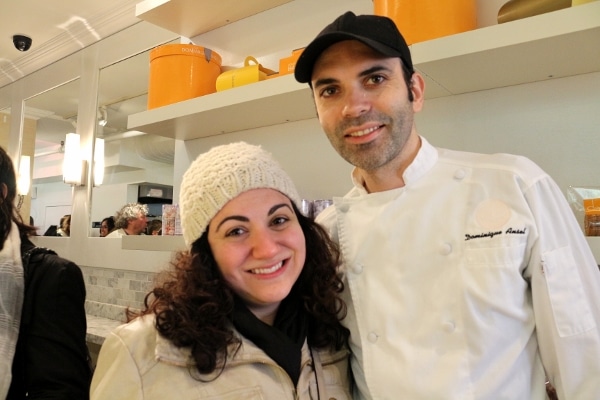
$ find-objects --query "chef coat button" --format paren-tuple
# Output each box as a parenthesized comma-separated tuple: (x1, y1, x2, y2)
(453, 169, 466, 180)
(443, 320, 456, 333)
(367, 332, 379, 343)
(352, 264, 363, 274)
(337, 203, 348, 213)
(440, 242, 452, 255)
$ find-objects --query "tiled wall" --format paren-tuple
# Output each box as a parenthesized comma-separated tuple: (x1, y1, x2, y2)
(80, 266, 155, 322)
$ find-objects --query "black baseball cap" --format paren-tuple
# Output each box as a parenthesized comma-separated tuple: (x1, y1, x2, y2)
(294, 11, 414, 84)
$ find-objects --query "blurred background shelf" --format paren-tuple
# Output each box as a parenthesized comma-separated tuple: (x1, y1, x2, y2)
(128, 1, 600, 140)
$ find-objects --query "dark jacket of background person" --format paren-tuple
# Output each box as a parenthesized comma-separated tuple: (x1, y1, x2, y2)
(7, 238, 91, 399)
(1, 145, 91, 398)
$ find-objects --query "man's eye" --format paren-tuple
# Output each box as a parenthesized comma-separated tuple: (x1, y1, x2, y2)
(320, 87, 337, 97)
(369, 75, 385, 84)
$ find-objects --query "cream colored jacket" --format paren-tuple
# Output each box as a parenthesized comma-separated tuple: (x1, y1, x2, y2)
(91, 314, 351, 400)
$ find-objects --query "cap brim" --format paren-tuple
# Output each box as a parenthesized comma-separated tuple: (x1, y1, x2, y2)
(294, 32, 402, 83)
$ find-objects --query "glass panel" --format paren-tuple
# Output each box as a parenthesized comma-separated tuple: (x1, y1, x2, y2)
(26, 79, 81, 236)
(0, 107, 11, 148)
(91, 46, 175, 237)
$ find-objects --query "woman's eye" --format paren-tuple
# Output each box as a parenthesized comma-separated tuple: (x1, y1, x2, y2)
(271, 216, 290, 226)
(225, 227, 245, 237)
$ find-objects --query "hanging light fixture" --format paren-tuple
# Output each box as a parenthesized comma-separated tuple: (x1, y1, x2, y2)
(62, 133, 86, 186)
(17, 155, 31, 195)
(93, 138, 105, 186)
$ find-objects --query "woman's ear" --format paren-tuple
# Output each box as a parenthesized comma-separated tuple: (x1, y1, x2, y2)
(1, 183, 7, 200)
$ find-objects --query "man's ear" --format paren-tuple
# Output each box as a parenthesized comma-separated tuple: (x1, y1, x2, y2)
(410, 72, 426, 113)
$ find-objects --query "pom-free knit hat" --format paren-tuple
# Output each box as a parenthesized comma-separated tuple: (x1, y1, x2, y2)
(179, 142, 301, 246)
(294, 11, 414, 83)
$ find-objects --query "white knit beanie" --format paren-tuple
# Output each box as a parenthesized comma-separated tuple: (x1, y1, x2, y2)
(179, 142, 301, 246)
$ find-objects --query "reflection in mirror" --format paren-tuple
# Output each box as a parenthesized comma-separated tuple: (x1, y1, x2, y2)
(26, 79, 81, 236)
(91, 45, 176, 237)
(0, 107, 11, 148)
(0, 108, 32, 223)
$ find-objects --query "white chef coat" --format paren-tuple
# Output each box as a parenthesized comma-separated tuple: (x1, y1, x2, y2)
(317, 137, 600, 400)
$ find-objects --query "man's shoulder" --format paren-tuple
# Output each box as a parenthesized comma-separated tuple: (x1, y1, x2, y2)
(106, 229, 124, 238)
(437, 147, 546, 178)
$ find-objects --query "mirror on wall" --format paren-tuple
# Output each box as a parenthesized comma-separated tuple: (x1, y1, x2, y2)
(1, 106, 35, 226)
(0, 107, 11, 149)
(26, 79, 81, 237)
(91, 46, 175, 237)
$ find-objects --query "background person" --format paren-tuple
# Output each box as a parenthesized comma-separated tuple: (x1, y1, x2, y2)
(55, 214, 70, 237)
(0, 149, 27, 398)
(294, 11, 600, 400)
(99, 216, 115, 237)
(0, 146, 91, 399)
(91, 142, 351, 399)
(146, 219, 162, 236)
(106, 203, 148, 237)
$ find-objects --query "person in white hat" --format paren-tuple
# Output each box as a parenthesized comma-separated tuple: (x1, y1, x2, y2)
(91, 142, 352, 399)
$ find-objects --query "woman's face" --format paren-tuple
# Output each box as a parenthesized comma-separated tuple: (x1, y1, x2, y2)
(100, 221, 110, 237)
(208, 189, 305, 324)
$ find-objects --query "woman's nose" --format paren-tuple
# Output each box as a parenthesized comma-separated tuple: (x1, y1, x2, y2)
(250, 231, 279, 259)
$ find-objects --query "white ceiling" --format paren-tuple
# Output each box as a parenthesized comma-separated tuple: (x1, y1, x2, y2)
(0, 0, 161, 153)
(1, 0, 139, 86)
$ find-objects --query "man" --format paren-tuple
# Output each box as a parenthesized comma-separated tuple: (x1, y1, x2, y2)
(106, 203, 148, 237)
(294, 11, 600, 399)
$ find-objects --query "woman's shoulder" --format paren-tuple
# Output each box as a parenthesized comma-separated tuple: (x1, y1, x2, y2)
(111, 314, 156, 339)
(312, 345, 350, 365)
(108, 314, 195, 368)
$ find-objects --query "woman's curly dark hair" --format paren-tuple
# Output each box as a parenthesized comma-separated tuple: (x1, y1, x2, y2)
(130, 201, 348, 375)
(0, 146, 37, 250)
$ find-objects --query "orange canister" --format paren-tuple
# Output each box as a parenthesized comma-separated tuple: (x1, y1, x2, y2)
(147, 44, 222, 109)
(373, 0, 477, 45)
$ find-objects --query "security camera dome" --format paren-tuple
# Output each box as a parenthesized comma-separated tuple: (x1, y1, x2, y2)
(13, 35, 32, 52)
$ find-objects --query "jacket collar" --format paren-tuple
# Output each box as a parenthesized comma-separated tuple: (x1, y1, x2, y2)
(350, 135, 438, 194)
(154, 326, 347, 368)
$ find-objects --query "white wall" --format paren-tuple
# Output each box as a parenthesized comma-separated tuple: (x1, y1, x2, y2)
(175, 71, 600, 200)
(419, 71, 600, 194)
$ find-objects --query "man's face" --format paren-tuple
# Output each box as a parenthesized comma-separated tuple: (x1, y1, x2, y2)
(128, 214, 148, 235)
(310, 40, 423, 172)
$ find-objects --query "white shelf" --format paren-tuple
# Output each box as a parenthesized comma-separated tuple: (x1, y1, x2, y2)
(413, 2, 600, 97)
(128, 2, 600, 141)
(128, 74, 314, 140)
(135, 0, 292, 38)
(122, 235, 185, 251)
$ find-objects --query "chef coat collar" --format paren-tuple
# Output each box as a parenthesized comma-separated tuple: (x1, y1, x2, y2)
(350, 136, 438, 194)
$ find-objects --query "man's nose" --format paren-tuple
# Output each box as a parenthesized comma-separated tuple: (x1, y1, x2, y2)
(342, 87, 370, 118)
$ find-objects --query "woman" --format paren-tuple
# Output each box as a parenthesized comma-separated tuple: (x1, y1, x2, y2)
(99, 216, 115, 237)
(0, 149, 29, 398)
(0, 147, 91, 399)
(146, 219, 162, 236)
(55, 214, 70, 237)
(91, 142, 351, 399)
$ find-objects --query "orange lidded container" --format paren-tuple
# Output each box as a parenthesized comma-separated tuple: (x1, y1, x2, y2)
(373, 0, 477, 45)
(279, 48, 305, 76)
(147, 44, 222, 109)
